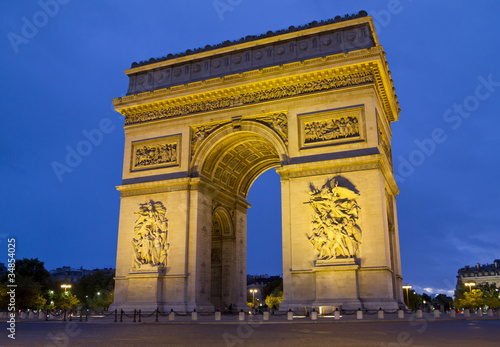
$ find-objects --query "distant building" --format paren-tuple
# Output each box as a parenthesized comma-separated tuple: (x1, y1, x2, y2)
(50, 266, 115, 284)
(456, 259, 500, 293)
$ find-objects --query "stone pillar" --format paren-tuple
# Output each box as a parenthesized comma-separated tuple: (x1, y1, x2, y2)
(278, 168, 400, 311)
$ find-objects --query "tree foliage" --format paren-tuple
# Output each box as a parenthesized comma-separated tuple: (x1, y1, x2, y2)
(454, 283, 500, 310)
(261, 279, 282, 300)
(264, 282, 283, 309)
(404, 289, 422, 310)
(0, 258, 51, 310)
(74, 270, 115, 310)
(55, 293, 80, 310)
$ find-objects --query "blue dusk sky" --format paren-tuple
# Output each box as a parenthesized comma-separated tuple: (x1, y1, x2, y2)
(1, 0, 499, 297)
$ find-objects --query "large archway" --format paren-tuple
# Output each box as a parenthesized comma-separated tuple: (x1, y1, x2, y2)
(111, 13, 405, 313)
(192, 128, 285, 311)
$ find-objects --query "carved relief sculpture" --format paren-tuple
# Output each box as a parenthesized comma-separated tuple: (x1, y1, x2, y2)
(134, 143, 177, 168)
(132, 200, 169, 267)
(304, 116, 359, 144)
(253, 112, 288, 145)
(378, 119, 393, 168)
(191, 123, 227, 155)
(306, 178, 362, 260)
(125, 72, 374, 125)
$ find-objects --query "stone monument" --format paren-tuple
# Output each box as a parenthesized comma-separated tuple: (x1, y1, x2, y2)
(111, 11, 404, 312)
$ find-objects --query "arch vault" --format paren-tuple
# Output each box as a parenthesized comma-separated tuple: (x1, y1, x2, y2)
(111, 12, 405, 312)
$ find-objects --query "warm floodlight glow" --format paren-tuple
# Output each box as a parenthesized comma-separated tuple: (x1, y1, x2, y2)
(249, 289, 258, 308)
(402, 284, 412, 306)
(464, 282, 476, 292)
(61, 284, 72, 293)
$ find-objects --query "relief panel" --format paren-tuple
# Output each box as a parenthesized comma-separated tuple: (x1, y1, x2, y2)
(298, 106, 365, 149)
(130, 135, 181, 172)
(306, 176, 362, 264)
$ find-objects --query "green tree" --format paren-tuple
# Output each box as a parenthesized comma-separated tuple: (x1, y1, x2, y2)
(55, 292, 80, 310)
(264, 282, 283, 309)
(455, 289, 485, 309)
(0, 258, 51, 310)
(261, 278, 282, 300)
(405, 290, 422, 310)
(454, 283, 500, 310)
(74, 270, 114, 310)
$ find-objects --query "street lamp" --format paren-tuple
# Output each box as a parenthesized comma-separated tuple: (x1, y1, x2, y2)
(249, 289, 258, 311)
(464, 282, 476, 292)
(61, 284, 71, 294)
(402, 284, 412, 307)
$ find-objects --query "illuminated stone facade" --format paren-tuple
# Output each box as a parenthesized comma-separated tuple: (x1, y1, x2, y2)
(456, 260, 500, 292)
(111, 12, 404, 312)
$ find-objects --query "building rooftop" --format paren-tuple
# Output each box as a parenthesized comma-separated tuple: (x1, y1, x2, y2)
(458, 259, 500, 273)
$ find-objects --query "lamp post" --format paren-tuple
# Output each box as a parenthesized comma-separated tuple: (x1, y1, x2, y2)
(464, 282, 476, 292)
(402, 284, 412, 307)
(61, 284, 71, 294)
(249, 289, 257, 312)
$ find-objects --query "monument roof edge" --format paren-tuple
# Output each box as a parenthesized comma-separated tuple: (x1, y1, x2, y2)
(124, 11, 376, 75)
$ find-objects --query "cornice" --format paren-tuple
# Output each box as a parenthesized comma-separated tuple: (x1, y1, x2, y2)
(116, 177, 193, 197)
(113, 47, 399, 125)
(276, 154, 399, 195)
(114, 47, 383, 108)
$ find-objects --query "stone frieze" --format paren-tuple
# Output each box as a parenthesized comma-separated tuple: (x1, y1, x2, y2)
(125, 72, 374, 125)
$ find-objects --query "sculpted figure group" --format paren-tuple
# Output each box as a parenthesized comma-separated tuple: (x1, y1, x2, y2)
(304, 116, 359, 144)
(306, 178, 362, 260)
(132, 201, 169, 267)
(134, 143, 177, 167)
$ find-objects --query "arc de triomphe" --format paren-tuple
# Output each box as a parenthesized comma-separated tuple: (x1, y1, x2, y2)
(111, 11, 404, 312)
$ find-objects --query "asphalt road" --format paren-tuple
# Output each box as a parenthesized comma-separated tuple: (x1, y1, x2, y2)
(1, 319, 499, 346)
